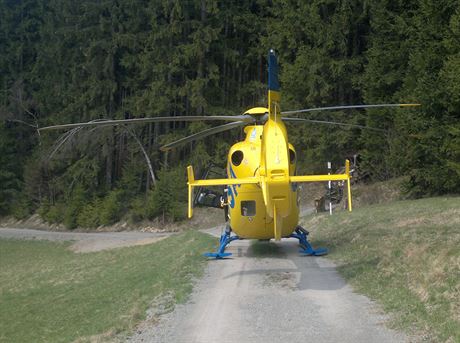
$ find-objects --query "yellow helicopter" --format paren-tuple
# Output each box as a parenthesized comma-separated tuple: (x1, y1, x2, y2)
(40, 49, 419, 258)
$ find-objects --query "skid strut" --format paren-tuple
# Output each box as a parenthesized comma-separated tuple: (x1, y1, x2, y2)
(290, 226, 328, 256)
(204, 225, 240, 259)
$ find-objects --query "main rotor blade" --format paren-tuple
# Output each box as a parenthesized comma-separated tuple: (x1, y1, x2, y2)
(282, 103, 420, 115)
(282, 117, 387, 132)
(39, 115, 253, 131)
(160, 121, 246, 152)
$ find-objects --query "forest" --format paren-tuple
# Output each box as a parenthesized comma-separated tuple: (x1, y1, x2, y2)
(1, 0, 459, 228)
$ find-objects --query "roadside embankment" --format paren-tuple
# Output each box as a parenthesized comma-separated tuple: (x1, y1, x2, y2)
(303, 196, 460, 342)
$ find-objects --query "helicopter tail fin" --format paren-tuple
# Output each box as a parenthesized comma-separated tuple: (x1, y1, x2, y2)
(268, 49, 281, 122)
(268, 49, 280, 93)
(186, 166, 258, 218)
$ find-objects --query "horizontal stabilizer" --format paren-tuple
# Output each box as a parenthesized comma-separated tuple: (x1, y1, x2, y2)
(291, 160, 353, 212)
(186, 165, 259, 218)
(290, 174, 349, 182)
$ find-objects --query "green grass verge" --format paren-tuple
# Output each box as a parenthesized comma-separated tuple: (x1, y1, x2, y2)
(0, 230, 214, 343)
(303, 197, 460, 342)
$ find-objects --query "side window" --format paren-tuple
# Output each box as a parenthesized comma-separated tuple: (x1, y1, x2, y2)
(241, 200, 256, 216)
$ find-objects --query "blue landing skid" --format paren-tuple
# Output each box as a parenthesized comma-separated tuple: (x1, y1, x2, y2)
(289, 226, 328, 256)
(204, 230, 240, 259)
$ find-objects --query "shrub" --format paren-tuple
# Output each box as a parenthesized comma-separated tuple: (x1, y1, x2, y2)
(39, 201, 65, 224)
(148, 168, 187, 223)
(77, 199, 102, 228)
(127, 197, 148, 224)
(99, 190, 125, 225)
(63, 185, 87, 229)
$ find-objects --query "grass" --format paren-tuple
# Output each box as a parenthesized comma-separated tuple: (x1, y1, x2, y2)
(303, 196, 460, 342)
(0, 230, 214, 343)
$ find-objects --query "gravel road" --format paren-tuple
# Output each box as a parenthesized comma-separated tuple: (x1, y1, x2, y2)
(128, 226, 407, 343)
(0, 228, 172, 252)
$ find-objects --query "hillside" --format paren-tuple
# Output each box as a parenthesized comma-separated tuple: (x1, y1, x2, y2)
(303, 197, 460, 342)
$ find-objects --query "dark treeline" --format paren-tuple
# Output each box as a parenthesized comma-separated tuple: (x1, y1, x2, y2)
(1, 0, 459, 227)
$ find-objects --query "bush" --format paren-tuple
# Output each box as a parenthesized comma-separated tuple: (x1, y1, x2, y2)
(127, 197, 148, 224)
(99, 190, 125, 225)
(47, 205, 65, 224)
(63, 185, 87, 229)
(39, 202, 65, 224)
(147, 168, 187, 223)
(11, 194, 33, 220)
(167, 201, 187, 222)
(77, 199, 102, 228)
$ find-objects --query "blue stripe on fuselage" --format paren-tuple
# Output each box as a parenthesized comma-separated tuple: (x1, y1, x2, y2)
(227, 163, 241, 208)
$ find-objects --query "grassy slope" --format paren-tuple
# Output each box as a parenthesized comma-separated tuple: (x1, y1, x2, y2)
(303, 197, 460, 342)
(0, 230, 214, 343)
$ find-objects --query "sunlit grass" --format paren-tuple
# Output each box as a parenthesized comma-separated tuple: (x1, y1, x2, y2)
(0, 230, 214, 343)
(303, 197, 460, 342)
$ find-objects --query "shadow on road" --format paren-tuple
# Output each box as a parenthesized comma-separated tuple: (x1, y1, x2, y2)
(219, 239, 347, 291)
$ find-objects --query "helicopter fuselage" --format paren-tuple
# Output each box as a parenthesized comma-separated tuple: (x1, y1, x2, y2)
(226, 124, 299, 239)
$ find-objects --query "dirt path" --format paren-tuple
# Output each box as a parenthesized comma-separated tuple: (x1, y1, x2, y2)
(128, 226, 407, 343)
(0, 228, 172, 252)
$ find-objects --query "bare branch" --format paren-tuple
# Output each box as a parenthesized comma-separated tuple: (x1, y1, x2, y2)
(44, 121, 157, 188)
(48, 127, 83, 160)
(5, 118, 38, 129)
(123, 125, 157, 187)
